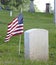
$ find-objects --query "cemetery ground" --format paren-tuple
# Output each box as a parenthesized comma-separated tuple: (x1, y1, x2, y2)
(0, 11, 56, 65)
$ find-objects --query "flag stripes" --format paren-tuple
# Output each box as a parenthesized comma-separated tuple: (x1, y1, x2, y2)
(5, 14, 23, 42)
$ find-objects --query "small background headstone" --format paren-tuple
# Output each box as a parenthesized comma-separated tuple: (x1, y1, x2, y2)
(46, 3, 50, 13)
(0, 6, 2, 11)
(10, 10, 12, 16)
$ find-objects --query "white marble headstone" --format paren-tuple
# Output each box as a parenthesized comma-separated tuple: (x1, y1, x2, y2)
(24, 29, 49, 61)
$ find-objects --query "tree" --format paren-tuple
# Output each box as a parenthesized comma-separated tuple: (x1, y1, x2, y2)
(11, 0, 23, 9)
(1, 0, 10, 5)
(0, 0, 30, 11)
(12, 0, 30, 10)
(0, 0, 11, 10)
(29, 0, 35, 12)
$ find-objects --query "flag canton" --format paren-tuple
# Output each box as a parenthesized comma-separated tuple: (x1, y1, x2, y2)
(18, 13, 23, 24)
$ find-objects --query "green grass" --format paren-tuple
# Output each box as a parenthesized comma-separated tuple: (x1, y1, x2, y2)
(0, 11, 56, 65)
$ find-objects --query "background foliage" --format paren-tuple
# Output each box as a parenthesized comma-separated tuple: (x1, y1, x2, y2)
(0, 0, 30, 11)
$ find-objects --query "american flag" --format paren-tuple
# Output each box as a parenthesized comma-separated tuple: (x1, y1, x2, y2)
(5, 13, 23, 42)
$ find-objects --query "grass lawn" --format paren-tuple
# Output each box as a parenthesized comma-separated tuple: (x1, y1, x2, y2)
(0, 11, 56, 65)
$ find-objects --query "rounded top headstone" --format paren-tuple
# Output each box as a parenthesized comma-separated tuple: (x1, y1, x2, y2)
(24, 28, 49, 61)
(25, 28, 48, 34)
(46, 3, 50, 5)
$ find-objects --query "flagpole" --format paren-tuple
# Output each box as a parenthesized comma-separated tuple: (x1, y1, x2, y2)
(19, 5, 23, 55)
(20, 5, 22, 13)
(19, 35, 21, 55)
